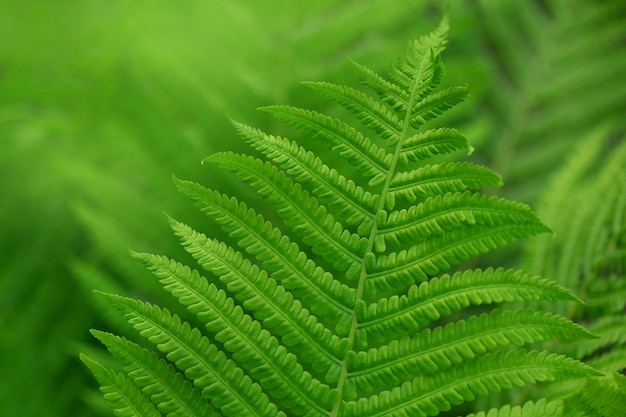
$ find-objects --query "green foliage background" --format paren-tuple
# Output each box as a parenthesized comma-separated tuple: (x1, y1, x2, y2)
(1, 0, 624, 416)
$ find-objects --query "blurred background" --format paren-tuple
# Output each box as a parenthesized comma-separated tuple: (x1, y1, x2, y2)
(1, 0, 624, 416)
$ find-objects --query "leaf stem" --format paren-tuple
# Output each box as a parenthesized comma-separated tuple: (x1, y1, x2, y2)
(329, 48, 431, 417)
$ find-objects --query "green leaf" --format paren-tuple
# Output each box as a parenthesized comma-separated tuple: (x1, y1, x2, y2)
(398, 127, 472, 164)
(375, 191, 545, 252)
(206, 152, 368, 278)
(341, 351, 599, 417)
(409, 85, 469, 128)
(303, 81, 402, 140)
(174, 176, 355, 331)
(80, 354, 163, 417)
(464, 399, 564, 417)
(134, 236, 347, 379)
(356, 268, 581, 347)
(260, 105, 392, 186)
(388, 162, 502, 209)
(232, 121, 378, 230)
(346, 309, 593, 396)
(96, 292, 285, 417)
(105, 261, 336, 415)
(90, 331, 219, 417)
(366, 222, 550, 294)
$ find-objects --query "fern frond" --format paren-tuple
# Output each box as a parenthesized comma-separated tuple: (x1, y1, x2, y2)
(97, 292, 286, 417)
(523, 129, 606, 279)
(80, 354, 162, 417)
(174, 177, 355, 331)
(341, 351, 598, 417)
(366, 222, 550, 294)
(375, 191, 545, 252)
(138, 224, 347, 377)
(522, 131, 626, 379)
(84, 17, 599, 417)
(205, 152, 368, 278)
(399, 127, 472, 164)
(260, 105, 392, 185)
(90, 330, 218, 417)
(303, 81, 403, 140)
(389, 16, 448, 92)
(103, 262, 336, 415)
(356, 268, 580, 346)
(464, 399, 564, 417)
(387, 162, 502, 208)
(232, 121, 378, 230)
(409, 85, 469, 128)
(349, 59, 410, 113)
(345, 309, 593, 396)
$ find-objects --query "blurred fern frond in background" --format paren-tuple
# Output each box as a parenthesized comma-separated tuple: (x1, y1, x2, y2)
(521, 130, 626, 406)
(463, 0, 626, 203)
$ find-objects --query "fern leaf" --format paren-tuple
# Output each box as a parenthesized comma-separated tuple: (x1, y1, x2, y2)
(399, 127, 472, 164)
(399, 53, 447, 117)
(341, 351, 599, 417)
(409, 85, 469, 128)
(232, 121, 378, 230)
(303, 81, 403, 140)
(84, 17, 600, 417)
(136, 226, 347, 378)
(104, 261, 336, 415)
(464, 399, 564, 417)
(259, 105, 392, 186)
(91, 330, 218, 417)
(349, 59, 410, 113)
(356, 268, 581, 347)
(366, 222, 550, 294)
(80, 354, 163, 417)
(345, 309, 593, 396)
(387, 162, 502, 209)
(388, 16, 448, 92)
(97, 292, 286, 417)
(174, 177, 355, 331)
(205, 152, 368, 278)
(375, 191, 545, 252)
